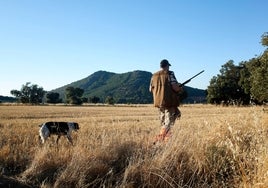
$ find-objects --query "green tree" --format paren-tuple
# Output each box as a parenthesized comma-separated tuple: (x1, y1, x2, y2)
(89, 96, 100, 103)
(65, 87, 84, 105)
(207, 76, 221, 104)
(81, 97, 88, 103)
(207, 61, 249, 105)
(105, 96, 114, 105)
(246, 33, 268, 103)
(250, 52, 268, 103)
(261, 32, 268, 46)
(10, 82, 45, 104)
(239, 61, 252, 95)
(46, 92, 62, 104)
(207, 32, 268, 105)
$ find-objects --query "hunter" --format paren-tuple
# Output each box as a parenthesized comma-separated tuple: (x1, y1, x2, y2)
(149, 59, 183, 144)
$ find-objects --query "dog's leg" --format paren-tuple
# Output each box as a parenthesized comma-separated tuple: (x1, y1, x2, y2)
(66, 134, 73, 145)
(39, 132, 47, 144)
(38, 135, 43, 144)
(56, 135, 61, 144)
(39, 135, 45, 144)
(39, 125, 50, 145)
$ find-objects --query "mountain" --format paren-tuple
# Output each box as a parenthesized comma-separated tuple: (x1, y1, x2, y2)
(51, 70, 206, 104)
(0, 95, 17, 103)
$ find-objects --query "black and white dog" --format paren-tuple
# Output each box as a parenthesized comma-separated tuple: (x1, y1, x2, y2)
(39, 122, 79, 145)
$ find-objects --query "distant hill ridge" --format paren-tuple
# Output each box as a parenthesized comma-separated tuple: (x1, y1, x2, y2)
(0, 95, 17, 103)
(52, 70, 206, 104)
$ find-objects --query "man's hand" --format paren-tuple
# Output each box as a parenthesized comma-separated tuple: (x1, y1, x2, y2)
(172, 83, 183, 93)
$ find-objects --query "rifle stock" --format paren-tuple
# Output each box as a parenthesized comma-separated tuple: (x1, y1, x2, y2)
(179, 70, 204, 87)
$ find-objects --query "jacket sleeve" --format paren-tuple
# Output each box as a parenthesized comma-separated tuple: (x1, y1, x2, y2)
(149, 76, 154, 92)
(169, 71, 182, 93)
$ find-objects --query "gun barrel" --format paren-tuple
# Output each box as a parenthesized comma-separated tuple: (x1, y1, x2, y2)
(179, 80, 190, 87)
(191, 70, 204, 79)
(179, 70, 204, 87)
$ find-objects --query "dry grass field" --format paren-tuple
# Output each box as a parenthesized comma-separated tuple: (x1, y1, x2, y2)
(0, 104, 268, 187)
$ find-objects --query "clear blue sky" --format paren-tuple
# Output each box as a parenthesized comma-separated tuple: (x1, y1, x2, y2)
(0, 0, 267, 97)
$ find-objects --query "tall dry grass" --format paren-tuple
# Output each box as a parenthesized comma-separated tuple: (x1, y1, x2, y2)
(0, 104, 267, 187)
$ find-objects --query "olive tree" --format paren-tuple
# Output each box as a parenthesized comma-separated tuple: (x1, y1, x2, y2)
(46, 92, 62, 104)
(65, 87, 84, 105)
(11, 82, 46, 104)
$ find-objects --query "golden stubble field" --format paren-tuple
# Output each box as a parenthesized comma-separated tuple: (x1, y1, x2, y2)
(0, 104, 267, 188)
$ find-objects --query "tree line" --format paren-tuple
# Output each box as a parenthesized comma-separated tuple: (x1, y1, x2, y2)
(206, 32, 268, 105)
(10, 83, 115, 105)
(9, 32, 267, 105)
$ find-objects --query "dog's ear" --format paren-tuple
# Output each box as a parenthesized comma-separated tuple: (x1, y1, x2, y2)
(38, 124, 43, 127)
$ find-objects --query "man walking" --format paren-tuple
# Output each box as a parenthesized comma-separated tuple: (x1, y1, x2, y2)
(149, 59, 183, 144)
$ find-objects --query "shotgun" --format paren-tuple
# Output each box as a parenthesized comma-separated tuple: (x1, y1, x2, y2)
(179, 70, 204, 87)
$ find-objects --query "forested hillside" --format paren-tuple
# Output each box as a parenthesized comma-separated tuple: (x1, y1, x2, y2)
(0, 96, 16, 103)
(52, 70, 206, 104)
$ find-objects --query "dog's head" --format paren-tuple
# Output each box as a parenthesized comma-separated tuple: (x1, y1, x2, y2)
(69, 122, 79, 131)
(39, 123, 45, 127)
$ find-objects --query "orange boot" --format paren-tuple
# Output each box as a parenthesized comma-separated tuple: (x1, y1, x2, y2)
(153, 127, 172, 144)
